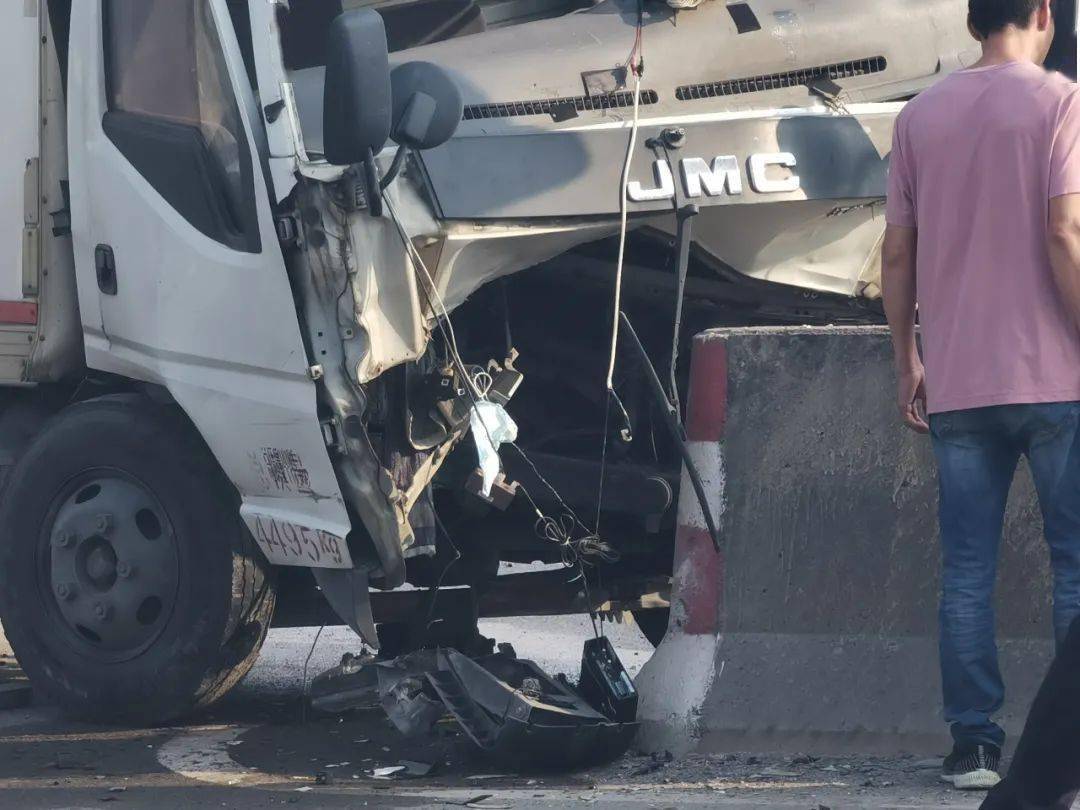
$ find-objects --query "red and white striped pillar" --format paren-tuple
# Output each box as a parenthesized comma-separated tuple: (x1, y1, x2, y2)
(636, 332, 727, 753)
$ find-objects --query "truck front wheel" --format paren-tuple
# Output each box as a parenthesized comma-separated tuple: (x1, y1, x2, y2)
(0, 396, 275, 724)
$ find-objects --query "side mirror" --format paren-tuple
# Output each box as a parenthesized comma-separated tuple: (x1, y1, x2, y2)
(323, 10, 392, 167)
(390, 62, 463, 151)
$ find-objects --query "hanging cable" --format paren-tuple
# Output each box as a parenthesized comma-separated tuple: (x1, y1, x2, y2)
(299, 623, 325, 724)
(423, 511, 463, 641)
(604, 74, 644, 391)
(597, 6, 646, 525)
(593, 6, 647, 637)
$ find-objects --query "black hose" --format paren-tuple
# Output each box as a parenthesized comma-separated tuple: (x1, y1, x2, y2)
(618, 312, 721, 553)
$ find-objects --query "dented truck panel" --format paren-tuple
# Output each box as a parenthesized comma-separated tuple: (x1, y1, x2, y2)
(66, 0, 354, 570)
(279, 2, 972, 377)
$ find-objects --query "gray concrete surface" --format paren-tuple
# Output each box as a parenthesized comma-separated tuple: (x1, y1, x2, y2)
(0, 620, 11, 658)
(640, 327, 1055, 754)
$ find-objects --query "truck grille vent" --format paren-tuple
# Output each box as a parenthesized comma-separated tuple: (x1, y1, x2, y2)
(675, 56, 888, 101)
(463, 89, 660, 121)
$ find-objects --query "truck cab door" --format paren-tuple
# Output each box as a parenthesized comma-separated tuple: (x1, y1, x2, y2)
(67, 0, 354, 569)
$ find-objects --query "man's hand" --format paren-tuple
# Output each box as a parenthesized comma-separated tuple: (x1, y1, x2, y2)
(881, 223, 926, 433)
(897, 364, 929, 434)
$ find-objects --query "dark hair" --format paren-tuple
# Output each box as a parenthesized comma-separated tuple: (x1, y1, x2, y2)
(968, 0, 1044, 37)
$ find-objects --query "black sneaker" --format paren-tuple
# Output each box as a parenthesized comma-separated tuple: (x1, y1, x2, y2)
(940, 744, 1002, 790)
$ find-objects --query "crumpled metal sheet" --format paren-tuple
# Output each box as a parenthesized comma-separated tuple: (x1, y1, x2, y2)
(311, 645, 639, 769)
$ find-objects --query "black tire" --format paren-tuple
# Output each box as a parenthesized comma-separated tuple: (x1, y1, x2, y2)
(0, 396, 275, 724)
(632, 608, 670, 648)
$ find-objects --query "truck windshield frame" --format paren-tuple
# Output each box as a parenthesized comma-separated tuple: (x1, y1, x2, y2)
(101, 0, 261, 254)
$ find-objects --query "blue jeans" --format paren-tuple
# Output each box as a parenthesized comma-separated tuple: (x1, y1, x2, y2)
(931, 403, 1080, 749)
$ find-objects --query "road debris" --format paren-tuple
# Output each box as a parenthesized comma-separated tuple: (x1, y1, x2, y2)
(399, 760, 434, 777)
(371, 766, 406, 779)
(311, 639, 639, 770)
(444, 796, 514, 810)
(630, 751, 673, 776)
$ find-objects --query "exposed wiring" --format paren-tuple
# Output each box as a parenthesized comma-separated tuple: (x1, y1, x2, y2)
(594, 6, 647, 612)
(383, 194, 477, 399)
(621, 0, 646, 74)
(300, 623, 325, 724)
(468, 366, 494, 398)
(380, 18, 651, 641)
(423, 511, 463, 639)
(510, 481, 604, 638)
(604, 68, 644, 392)
(383, 194, 614, 639)
(507, 447, 617, 563)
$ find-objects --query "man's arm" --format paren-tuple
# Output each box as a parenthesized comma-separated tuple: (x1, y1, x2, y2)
(881, 223, 928, 434)
(1048, 193, 1080, 331)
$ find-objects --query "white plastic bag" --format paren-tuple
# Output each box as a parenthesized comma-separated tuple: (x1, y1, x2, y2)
(470, 401, 518, 497)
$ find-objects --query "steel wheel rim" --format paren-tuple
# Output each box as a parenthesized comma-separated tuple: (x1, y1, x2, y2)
(38, 469, 181, 663)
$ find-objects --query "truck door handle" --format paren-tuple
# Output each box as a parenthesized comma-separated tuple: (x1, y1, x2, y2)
(95, 244, 117, 295)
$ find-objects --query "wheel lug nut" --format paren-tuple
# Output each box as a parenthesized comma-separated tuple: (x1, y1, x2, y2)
(95, 514, 113, 534)
(55, 582, 76, 601)
(92, 601, 112, 622)
(52, 530, 76, 549)
(116, 561, 133, 579)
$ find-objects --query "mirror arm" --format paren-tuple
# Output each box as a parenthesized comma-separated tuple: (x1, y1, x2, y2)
(362, 149, 384, 218)
(379, 145, 409, 192)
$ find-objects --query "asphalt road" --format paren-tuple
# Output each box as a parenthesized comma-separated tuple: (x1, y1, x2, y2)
(0, 616, 989, 809)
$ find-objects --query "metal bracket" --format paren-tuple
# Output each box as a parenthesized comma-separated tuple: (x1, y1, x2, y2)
(275, 214, 301, 247)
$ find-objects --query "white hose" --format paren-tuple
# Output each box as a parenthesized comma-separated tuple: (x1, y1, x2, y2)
(605, 71, 643, 391)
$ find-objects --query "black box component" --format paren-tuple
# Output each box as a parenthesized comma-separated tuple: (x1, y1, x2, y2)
(578, 635, 638, 723)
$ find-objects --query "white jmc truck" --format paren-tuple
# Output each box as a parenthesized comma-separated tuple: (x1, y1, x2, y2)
(0, 0, 1001, 722)
(0, 0, 482, 721)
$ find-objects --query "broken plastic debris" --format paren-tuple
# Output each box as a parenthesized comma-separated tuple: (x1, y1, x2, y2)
(470, 401, 518, 497)
(371, 766, 406, 779)
(399, 760, 433, 777)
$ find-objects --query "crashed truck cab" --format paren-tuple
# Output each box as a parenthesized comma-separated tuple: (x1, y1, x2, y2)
(0, 0, 984, 723)
(64, 4, 475, 647)
(251, 0, 979, 643)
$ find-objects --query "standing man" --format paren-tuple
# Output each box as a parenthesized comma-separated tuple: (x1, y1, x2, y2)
(883, 0, 1080, 791)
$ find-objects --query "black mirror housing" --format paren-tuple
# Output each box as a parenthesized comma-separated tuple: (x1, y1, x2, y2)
(390, 61, 463, 151)
(323, 10, 392, 167)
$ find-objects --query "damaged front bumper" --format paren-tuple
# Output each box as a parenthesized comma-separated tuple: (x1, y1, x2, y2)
(310, 639, 639, 769)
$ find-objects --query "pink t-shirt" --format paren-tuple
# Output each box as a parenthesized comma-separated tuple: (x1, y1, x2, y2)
(887, 61, 1080, 414)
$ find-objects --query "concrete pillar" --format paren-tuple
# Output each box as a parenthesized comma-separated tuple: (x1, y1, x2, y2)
(636, 326, 1055, 755)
